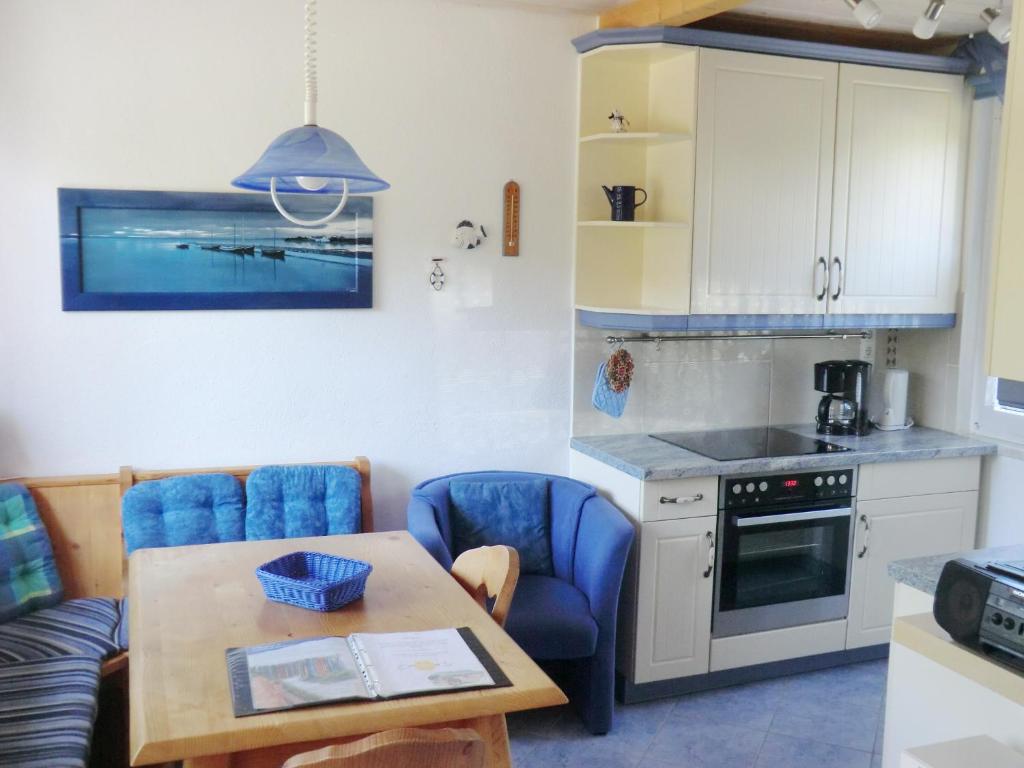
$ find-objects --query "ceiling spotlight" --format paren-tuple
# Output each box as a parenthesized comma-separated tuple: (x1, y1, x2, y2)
(913, 0, 946, 39)
(981, 7, 1012, 44)
(844, 0, 883, 29)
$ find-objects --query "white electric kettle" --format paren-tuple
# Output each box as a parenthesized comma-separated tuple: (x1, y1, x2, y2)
(875, 368, 913, 430)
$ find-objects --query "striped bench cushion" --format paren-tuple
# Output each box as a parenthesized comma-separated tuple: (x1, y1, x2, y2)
(0, 598, 120, 663)
(116, 597, 129, 652)
(0, 655, 101, 768)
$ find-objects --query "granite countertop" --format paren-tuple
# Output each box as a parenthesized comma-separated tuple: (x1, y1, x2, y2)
(889, 545, 1024, 596)
(570, 425, 997, 481)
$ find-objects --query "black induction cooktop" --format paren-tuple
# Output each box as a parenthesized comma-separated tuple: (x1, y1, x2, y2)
(650, 427, 851, 462)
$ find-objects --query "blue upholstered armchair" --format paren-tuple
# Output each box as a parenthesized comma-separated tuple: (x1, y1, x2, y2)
(407, 471, 634, 735)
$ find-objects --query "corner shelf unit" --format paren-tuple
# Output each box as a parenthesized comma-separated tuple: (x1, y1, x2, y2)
(574, 43, 698, 317)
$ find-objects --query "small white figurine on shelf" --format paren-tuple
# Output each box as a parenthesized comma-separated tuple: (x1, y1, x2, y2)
(453, 220, 487, 250)
(608, 109, 630, 133)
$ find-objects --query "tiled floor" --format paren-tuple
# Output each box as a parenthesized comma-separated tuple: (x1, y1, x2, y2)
(508, 659, 887, 768)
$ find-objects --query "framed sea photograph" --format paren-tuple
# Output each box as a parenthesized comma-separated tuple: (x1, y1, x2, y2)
(58, 188, 373, 310)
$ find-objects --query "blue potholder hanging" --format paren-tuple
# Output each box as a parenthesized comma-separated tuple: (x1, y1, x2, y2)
(592, 361, 629, 418)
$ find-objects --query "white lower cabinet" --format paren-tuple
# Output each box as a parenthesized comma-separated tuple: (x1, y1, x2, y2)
(633, 515, 716, 684)
(846, 490, 978, 649)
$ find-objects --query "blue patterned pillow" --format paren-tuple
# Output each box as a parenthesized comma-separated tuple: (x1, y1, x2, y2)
(449, 479, 553, 575)
(121, 474, 245, 555)
(0, 483, 63, 623)
(245, 465, 362, 541)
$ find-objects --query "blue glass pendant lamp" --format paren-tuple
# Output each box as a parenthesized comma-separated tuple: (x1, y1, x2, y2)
(232, 0, 389, 226)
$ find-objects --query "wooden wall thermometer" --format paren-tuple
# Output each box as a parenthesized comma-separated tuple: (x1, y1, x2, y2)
(503, 180, 520, 257)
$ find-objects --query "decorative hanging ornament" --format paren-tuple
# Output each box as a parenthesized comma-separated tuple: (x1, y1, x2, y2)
(605, 348, 634, 393)
(231, 0, 389, 226)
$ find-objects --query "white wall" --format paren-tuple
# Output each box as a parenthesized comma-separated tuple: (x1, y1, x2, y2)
(0, 0, 592, 529)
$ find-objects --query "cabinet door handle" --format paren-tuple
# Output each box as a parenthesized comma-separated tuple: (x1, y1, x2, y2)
(660, 493, 704, 505)
(704, 531, 716, 578)
(857, 513, 870, 558)
(831, 258, 844, 301)
(815, 257, 828, 301)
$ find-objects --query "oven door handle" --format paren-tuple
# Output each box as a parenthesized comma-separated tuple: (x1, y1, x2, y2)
(703, 531, 715, 578)
(734, 507, 853, 527)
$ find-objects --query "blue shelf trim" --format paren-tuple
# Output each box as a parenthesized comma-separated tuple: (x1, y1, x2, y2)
(688, 314, 825, 331)
(576, 310, 956, 332)
(572, 27, 974, 76)
(825, 313, 956, 329)
(576, 310, 691, 331)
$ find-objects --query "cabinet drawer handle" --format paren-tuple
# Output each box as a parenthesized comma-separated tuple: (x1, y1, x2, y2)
(857, 513, 870, 558)
(831, 258, 844, 301)
(816, 257, 828, 301)
(704, 531, 715, 578)
(660, 493, 704, 505)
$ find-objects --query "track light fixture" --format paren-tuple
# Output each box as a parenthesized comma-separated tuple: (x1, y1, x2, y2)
(981, 7, 1012, 44)
(913, 0, 946, 39)
(843, 0, 883, 29)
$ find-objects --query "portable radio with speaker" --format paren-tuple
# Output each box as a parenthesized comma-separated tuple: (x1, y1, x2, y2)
(934, 558, 1024, 670)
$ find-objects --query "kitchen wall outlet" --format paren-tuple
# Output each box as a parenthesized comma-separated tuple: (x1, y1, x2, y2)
(860, 331, 876, 366)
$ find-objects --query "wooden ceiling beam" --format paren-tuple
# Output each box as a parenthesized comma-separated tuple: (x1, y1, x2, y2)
(599, 0, 753, 30)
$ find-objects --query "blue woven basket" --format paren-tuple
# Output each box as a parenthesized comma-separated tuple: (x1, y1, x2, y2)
(256, 551, 372, 612)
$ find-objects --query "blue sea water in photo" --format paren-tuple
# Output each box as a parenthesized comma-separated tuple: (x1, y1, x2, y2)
(79, 200, 373, 295)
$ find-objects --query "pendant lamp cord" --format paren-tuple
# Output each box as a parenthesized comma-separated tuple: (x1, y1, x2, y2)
(304, 0, 318, 125)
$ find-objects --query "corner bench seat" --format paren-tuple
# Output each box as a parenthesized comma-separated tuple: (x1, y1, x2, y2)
(0, 598, 123, 664)
(0, 655, 102, 768)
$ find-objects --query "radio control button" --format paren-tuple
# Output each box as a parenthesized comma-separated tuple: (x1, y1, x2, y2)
(992, 613, 1004, 626)
(746, 483, 756, 493)
(814, 476, 824, 487)
(1005, 617, 1016, 631)
(759, 481, 768, 492)
(839, 474, 848, 485)
(827, 476, 836, 486)
(732, 483, 743, 495)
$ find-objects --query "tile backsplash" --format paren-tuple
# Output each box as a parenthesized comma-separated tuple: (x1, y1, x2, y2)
(572, 325, 864, 436)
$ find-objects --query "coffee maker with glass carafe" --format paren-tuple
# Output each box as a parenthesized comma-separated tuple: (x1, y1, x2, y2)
(814, 360, 873, 436)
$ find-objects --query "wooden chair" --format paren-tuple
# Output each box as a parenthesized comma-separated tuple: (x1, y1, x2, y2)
(450, 545, 520, 627)
(281, 727, 484, 768)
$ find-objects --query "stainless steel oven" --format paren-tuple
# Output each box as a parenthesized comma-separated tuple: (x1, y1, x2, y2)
(713, 468, 857, 638)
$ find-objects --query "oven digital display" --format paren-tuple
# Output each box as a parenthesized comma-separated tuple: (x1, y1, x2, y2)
(782, 479, 799, 488)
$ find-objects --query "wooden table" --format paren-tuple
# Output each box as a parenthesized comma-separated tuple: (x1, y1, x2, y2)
(128, 531, 566, 767)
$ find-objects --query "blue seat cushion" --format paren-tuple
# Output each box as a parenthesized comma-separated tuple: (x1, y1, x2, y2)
(0, 598, 121, 664)
(121, 474, 245, 555)
(246, 465, 362, 540)
(449, 479, 553, 575)
(504, 575, 598, 660)
(0, 484, 63, 624)
(0, 654, 101, 768)
(116, 597, 129, 652)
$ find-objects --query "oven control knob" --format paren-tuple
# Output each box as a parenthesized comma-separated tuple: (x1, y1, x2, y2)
(746, 483, 756, 493)
(839, 474, 848, 485)
(827, 476, 836, 486)
(732, 483, 743, 495)
(992, 612, 1004, 626)
(1005, 617, 1017, 631)
(814, 476, 824, 487)
(758, 481, 768, 492)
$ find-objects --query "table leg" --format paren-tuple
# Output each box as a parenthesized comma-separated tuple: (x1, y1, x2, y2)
(459, 714, 511, 768)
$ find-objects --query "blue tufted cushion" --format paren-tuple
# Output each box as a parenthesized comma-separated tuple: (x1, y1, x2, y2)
(504, 575, 598, 659)
(449, 478, 553, 575)
(0, 483, 63, 624)
(121, 474, 245, 555)
(245, 465, 362, 541)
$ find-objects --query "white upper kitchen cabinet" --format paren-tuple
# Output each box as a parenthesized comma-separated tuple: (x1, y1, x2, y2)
(829, 64, 969, 316)
(691, 49, 838, 316)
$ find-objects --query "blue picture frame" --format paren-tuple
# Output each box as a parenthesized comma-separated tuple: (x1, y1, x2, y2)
(58, 188, 374, 311)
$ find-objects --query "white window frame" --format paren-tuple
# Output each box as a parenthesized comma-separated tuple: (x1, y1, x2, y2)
(962, 99, 1024, 447)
